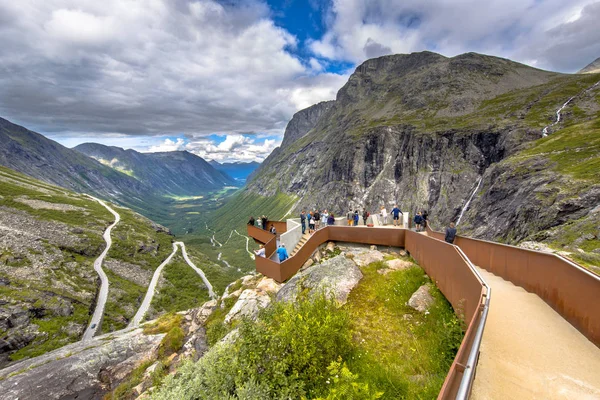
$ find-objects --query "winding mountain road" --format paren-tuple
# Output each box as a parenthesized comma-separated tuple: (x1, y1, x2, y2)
(82, 197, 120, 342)
(128, 242, 216, 327)
(177, 241, 216, 299)
(128, 243, 179, 327)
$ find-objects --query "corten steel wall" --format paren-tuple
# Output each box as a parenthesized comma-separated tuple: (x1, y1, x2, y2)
(428, 226, 600, 346)
(405, 231, 487, 399)
(247, 223, 488, 399)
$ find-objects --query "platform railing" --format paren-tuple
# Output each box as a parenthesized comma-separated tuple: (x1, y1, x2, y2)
(427, 225, 600, 347)
(248, 223, 490, 399)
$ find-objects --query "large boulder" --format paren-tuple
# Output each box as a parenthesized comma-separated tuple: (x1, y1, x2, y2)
(224, 289, 271, 324)
(276, 255, 363, 305)
(352, 250, 385, 267)
(408, 285, 435, 313)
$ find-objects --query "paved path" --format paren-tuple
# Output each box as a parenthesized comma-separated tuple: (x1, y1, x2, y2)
(128, 242, 216, 327)
(471, 268, 600, 399)
(82, 197, 120, 341)
(128, 242, 179, 327)
(177, 241, 216, 299)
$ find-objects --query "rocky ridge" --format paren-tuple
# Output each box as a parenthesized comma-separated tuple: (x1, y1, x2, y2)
(241, 51, 600, 268)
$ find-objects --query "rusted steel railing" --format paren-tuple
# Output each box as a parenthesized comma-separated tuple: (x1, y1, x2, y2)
(427, 225, 600, 347)
(248, 223, 490, 399)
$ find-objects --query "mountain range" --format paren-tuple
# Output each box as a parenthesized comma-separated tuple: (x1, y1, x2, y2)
(227, 51, 600, 270)
(0, 118, 236, 212)
(74, 143, 236, 195)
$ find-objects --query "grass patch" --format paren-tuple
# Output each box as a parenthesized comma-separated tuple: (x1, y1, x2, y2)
(149, 255, 211, 317)
(143, 313, 183, 335)
(345, 260, 464, 399)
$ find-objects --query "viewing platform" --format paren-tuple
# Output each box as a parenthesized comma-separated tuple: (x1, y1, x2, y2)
(247, 220, 600, 399)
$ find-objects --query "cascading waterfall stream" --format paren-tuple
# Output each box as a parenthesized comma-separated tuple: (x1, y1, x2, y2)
(542, 80, 600, 136)
(456, 177, 482, 226)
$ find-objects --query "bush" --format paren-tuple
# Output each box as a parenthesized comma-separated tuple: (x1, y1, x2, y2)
(158, 326, 185, 358)
(151, 293, 352, 399)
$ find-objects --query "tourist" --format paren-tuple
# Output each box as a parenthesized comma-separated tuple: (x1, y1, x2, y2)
(277, 244, 289, 262)
(422, 210, 429, 230)
(347, 209, 354, 226)
(321, 209, 328, 229)
(257, 217, 262, 229)
(327, 213, 335, 225)
(314, 209, 321, 230)
(445, 222, 457, 244)
(308, 212, 315, 233)
(391, 204, 403, 227)
(261, 215, 268, 230)
(362, 209, 369, 225)
(254, 245, 265, 258)
(380, 206, 388, 225)
(269, 224, 276, 234)
(414, 212, 423, 232)
(248, 216, 255, 226)
(300, 210, 306, 234)
(353, 210, 359, 226)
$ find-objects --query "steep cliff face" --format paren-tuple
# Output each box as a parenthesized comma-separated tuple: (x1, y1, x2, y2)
(243, 51, 600, 260)
(280, 100, 335, 148)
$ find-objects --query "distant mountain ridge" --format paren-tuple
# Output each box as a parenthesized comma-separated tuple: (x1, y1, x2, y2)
(208, 160, 260, 182)
(578, 57, 600, 74)
(0, 117, 151, 208)
(74, 143, 237, 194)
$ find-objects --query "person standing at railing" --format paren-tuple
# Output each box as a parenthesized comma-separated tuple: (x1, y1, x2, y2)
(321, 210, 328, 229)
(422, 210, 428, 229)
(391, 205, 403, 227)
(327, 213, 335, 225)
(300, 210, 307, 234)
(248, 216, 255, 226)
(270, 224, 276, 235)
(414, 212, 423, 232)
(445, 222, 457, 244)
(353, 210, 359, 226)
(362, 209, 369, 225)
(308, 212, 315, 233)
(277, 244, 289, 262)
(255, 245, 265, 258)
(346, 210, 354, 226)
(314, 210, 321, 230)
(380, 206, 388, 225)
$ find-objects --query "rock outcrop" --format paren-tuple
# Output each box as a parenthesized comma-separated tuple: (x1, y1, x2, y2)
(408, 285, 435, 313)
(276, 254, 363, 305)
(0, 327, 164, 400)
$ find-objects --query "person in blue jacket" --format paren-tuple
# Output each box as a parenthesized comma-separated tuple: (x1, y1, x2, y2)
(300, 210, 306, 234)
(277, 244, 289, 262)
(414, 212, 424, 231)
(391, 205, 403, 227)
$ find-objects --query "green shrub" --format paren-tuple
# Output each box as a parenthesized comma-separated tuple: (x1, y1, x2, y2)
(151, 293, 352, 399)
(317, 358, 383, 400)
(158, 326, 185, 358)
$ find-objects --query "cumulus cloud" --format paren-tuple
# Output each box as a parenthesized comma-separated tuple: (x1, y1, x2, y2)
(181, 134, 280, 163)
(309, 0, 600, 72)
(0, 0, 346, 140)
(148, 138, 186, 153)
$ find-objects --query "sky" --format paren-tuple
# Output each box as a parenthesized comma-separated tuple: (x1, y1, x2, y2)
(0, 0, 599, 163)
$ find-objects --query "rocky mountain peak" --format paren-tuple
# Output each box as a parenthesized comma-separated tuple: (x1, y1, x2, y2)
(280, 100, 335, 148)
(578, 57, 600, 74)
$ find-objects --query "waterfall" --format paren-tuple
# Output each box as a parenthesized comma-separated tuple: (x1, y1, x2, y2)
(456, 177, 482, 226)
(542, 80, 600, 136)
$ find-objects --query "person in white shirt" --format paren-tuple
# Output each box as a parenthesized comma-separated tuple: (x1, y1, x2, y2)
(254, 245, 265, 257)
(380, 206, 388, 225)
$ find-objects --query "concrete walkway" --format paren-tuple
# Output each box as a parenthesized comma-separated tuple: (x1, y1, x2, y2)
(471, 268, 600, 399)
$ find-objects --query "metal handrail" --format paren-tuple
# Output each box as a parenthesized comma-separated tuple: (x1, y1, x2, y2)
(454, 246, 491, 399)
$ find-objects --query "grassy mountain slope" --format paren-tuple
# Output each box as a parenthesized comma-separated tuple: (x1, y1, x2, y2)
(74, 143, 237, 194)
(0, 166, 219, 364)
(236, 51, 599, 272)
